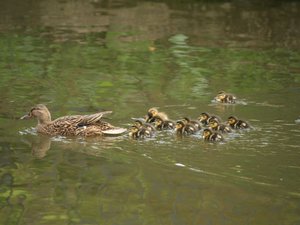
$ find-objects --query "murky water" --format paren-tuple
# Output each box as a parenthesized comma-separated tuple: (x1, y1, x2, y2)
(0, 0, 300, 224)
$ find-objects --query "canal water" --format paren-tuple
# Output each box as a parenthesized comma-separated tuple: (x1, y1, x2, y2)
(0, 0, 299, 224)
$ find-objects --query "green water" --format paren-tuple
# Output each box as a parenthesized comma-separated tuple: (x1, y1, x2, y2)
(0, 0, 300, 224)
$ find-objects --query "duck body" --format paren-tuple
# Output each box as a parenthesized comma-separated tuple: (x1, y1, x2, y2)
(202, 129, 224, 142)
(214, 91, 236, 104)
(175, 121, 197, 135)
(21, 104, 127, 137)
(209, 119, 231, 133)
(227, 116, 250, 129)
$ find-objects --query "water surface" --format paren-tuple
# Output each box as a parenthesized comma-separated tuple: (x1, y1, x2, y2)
(0, 0, 300, 224)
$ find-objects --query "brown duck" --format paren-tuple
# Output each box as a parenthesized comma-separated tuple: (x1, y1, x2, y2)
(20, 104, 127, 136)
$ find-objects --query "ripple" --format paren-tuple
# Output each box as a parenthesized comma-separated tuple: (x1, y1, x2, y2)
(175, 163, 186, 167)
(19, 127, 37, 136)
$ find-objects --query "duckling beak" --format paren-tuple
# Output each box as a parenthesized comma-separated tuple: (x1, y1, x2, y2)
(20, 114, 31, 120)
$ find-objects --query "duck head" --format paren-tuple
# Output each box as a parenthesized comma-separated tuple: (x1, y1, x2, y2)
(20, 104, 51, 125)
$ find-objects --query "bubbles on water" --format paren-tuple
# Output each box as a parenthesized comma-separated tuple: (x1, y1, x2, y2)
(19, 127, 37, 136)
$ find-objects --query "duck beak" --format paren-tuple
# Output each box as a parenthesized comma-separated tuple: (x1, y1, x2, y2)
(20, 114, 31, 120)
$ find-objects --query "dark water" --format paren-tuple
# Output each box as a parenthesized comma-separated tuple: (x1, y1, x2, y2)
(0, 0, 300, 224)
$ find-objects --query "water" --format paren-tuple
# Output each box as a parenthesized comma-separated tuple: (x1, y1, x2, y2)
(0, 0, 300, 224)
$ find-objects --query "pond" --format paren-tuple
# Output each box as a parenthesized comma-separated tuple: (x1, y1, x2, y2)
(0, 0, 300, 224)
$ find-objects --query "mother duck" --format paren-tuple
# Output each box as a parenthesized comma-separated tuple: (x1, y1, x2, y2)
(20, 104, 127, 137)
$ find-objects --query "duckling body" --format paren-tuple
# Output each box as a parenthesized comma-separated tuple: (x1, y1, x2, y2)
(198, 113, 220, 126)
(175, 121, 197, 135)
(214, 91, 236, 104)
(182, 117, 201, 131)
(133, 119, 156, 132)
(202, 129, 224, 142)
(209, 119, 231, 133)
(154, 116, 175, 130)
(145, 107, 168, 123)
(129, 125, 154, 139)
(227, 116, 250, 129)
(20, 104, 127, 137)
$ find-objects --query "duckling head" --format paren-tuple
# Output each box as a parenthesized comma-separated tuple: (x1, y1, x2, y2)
(209, 119, 219, 129)
(202, 128, 212, 139)
(129, 125, 139, 137)
(175, 120, 185, 130)
(147, 107, 159, 118)
(134, 120, 144, 128)
(215, 91, 226, 101)
(198, 112, 209, 122)
(154, 117, 163, 127)
(130, 125, 139, 132)
(20, 104, 51, 125)
(227, 116, 237, 125)
(182, 117, 190, 124)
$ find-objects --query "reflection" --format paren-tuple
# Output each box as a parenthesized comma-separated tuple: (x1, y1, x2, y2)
(21, 134, 51, 159)
(31, 135, 51, 158)
(21, 133, 126, 159)
(0, 0, 299, 48)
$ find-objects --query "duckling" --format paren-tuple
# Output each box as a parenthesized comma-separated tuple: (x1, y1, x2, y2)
(214, 91, 236, 104)
(202, 129, 224, 142)
(133, 119, 156, 132)
(208, 119, 232, 133)
(20, 104, 127, 137)
(198, 112, 220, 126)
(175, 120, 197, 135)
(182, 117, 201, 131)
(145, 107, 168, 123)
(154, 116, 175, 130)
(128, 125, 153, 139)
(227, 116, 250, 129)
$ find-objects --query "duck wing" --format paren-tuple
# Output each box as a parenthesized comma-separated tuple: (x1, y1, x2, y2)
(52, 111, 112, 127)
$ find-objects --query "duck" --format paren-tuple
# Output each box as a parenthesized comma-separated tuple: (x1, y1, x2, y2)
(128, 125, 154, 139)
(175, 120, 197, 135)
(214, 91, 236, 104)
(20, 104, 127, 137)
(227, 116, 250, 129)
(198, 112, 220, 126)
(202, 129, 224, 142)
(153, 116, 175, 130)
(182, 117, 201, 131)
(145, 107, 169, 123)
(133, 119, 156, 132)
(208, 119, 232, 133)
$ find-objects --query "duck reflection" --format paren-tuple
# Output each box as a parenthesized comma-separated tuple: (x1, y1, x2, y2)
(21, 135, 52, 159)
(22, 134, 125, 159)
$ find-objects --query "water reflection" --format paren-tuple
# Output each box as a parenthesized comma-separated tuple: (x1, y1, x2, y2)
(20, 133, 128, 159)
(0, 0, 300, 224)
(0, 0, 299, 48)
